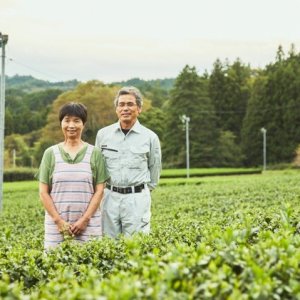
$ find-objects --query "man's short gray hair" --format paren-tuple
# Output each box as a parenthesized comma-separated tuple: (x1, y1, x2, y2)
(114, 86, 143, 108)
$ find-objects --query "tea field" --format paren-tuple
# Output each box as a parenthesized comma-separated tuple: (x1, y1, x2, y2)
(1, 170, 300, 299)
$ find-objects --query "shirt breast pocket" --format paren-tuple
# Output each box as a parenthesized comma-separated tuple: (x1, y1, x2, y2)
(129, 146, 148, 169)
(102, 149, 119, 170)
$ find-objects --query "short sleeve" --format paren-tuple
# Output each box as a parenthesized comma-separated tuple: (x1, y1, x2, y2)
(37, 146, 55, 186)
(91, 147, 110, 185)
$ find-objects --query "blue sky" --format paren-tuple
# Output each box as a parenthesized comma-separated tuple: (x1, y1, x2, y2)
(1, 0, 300, 82)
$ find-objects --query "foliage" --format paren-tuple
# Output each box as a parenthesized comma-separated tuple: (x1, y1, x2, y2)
(160, 167, 261, 178)
(241, 46, 300, 165)
(164, 65, 219, 168)
(3, 168, 37, 182)
(292, 145, 300, 167)
(5, 45, 300, 168)
(41, 80, 152, 145)
(216, 131, 245, 167)
(33, 139, 54, 167)
(112, 77, 174, 107)
(5, 88, 62, 137)
(41, 81, 118, 146)
(6, 75, 80, 93)
(241, 74, 268, 166)
(4, 134, 32, 168)
(2, 171, 300, 298)
(138, 107, 166, 142)
(208, 59, 253, 167)
(209, 59, 251, 142)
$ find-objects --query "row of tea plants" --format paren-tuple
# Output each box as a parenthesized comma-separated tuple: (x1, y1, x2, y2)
(1, 171, 300, 299)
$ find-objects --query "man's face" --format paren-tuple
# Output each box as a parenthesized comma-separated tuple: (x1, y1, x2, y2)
(116, 94, 142, 127)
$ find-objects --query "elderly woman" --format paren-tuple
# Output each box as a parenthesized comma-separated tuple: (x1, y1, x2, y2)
(38, 102, 109, 249)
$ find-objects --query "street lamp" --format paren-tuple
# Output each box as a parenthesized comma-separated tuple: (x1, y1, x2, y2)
(0, 33, 8, 211)
(260, 127, 267, 171)
(181, 114, 190, 178)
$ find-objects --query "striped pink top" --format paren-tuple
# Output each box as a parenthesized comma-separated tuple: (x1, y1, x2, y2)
(44, 144, 101, 249)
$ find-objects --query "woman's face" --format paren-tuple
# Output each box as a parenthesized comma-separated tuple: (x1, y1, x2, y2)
(61, 115, 84, 140)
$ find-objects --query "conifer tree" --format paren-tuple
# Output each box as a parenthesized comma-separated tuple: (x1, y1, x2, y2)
(163, 65, 218, 167)
(242, 46, 300, 165)
(209, 58, 251, 141)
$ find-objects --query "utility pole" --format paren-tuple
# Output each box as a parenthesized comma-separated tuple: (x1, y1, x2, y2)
(13, 149, 16, 168)
(260, 127, 267, 171)
(0, 33, 8, 211)
(181, 115, 190, 178)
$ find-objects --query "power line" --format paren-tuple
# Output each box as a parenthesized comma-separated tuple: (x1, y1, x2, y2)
(6, 56, 66, 82)
(5, 54, 300, 116)
(193, 102, 300, 115)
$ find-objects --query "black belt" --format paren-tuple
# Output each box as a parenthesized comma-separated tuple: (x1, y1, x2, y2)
(106, 183, 145, 194)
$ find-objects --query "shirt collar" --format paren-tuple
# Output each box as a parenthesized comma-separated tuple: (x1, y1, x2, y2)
(114, 119, 142, 133)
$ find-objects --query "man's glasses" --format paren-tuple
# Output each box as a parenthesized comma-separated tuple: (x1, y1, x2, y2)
(117, 102, 137, 108)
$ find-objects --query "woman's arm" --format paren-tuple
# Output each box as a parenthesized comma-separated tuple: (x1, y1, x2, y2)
(70, 183, 105, 235)
(39, 182, 71, 234)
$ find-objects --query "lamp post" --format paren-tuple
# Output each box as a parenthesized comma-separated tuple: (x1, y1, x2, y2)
(0, 33, 8, 211)
(260, 127, 267, 171)
(181, 115, 190, 178)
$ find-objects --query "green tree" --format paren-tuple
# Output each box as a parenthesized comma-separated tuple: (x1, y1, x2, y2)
(4, 134, 32, 167)
(242, 46, 300, 165)
(138, 107, 165, 143)
(35, 81, 153, 165)
(112, 77, 173, 108)
(42, 81, 119, 145)
(5, 88, 62, 135)
(163, 65, 218, 168)
(34, 139, 54, 166)
(209, 58, 251, 141)
(216, 131, 244, 167)
(241, 74, 268, 166)
(5, 108, 14, 135)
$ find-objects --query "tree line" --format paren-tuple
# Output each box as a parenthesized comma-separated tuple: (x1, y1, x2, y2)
(4, 45, 300, 169)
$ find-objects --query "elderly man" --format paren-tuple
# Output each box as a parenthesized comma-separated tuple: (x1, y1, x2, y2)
(95, 86, 161, 238)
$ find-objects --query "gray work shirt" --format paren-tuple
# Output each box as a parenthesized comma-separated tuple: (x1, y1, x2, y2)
(95, 120, 162, 190)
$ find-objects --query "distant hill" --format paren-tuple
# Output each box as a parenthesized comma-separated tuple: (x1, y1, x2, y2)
(6, 75, 81, 93)
(112, 77, 175, 91)
(6, 75, 175, 94)
(111, 77, 175, 107)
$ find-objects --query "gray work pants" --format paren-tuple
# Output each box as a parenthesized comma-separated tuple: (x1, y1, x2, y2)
(101, 186, 151, 238)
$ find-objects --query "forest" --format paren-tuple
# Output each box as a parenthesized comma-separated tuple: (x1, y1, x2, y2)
(4, 45, 300, 169)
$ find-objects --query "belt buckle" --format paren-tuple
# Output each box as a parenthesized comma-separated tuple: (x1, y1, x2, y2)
(125, 187, 132, 194)
(112, 186, 117, 192)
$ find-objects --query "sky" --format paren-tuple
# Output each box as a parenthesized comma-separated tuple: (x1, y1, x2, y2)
(1, 0, 300, 83)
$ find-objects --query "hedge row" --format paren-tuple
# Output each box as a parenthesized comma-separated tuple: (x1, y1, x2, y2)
(160, 168, 262, 178)
(4, 167, 262, 182)
(4, 168, 38, 182)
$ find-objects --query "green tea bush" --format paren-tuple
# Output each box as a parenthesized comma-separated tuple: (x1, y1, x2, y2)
(2, 170, 300, 299)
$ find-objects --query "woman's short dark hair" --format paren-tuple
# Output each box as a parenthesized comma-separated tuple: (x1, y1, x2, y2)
(59, 102, 88, 124)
